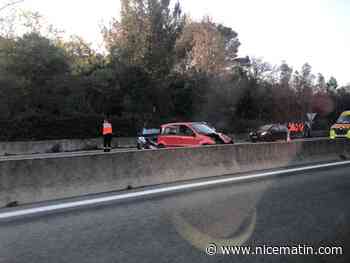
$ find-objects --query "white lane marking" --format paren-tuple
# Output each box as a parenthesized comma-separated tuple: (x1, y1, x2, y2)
(1, 160, 350, 220)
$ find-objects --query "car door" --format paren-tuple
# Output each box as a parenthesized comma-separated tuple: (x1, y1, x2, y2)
(270, 125, 280, 141)
(279, 125, 288, 140)
(160, 126, 179, 147)
(178, 125, 197, 146)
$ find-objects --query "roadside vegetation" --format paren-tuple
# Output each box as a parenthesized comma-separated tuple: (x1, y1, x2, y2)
(0, 0, 349, 140)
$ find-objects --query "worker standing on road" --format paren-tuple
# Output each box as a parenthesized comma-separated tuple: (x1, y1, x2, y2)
(102, 118, 113, 152)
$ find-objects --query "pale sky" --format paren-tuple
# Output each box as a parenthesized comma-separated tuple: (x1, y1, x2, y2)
(2, 0, 350, 85)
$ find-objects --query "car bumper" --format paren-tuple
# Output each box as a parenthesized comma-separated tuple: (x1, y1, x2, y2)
(250, 135, 258, 140)
(249, 134, 268, 141)
(330, 130, 350, 139)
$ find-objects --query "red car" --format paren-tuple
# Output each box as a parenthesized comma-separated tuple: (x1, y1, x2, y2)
(157, 122, 234, 148)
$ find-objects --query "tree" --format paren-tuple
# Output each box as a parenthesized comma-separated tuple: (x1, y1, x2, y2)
(279, 61, 293, 87)
(0, 1, 349, 140)
(60, 36, 105, 76)
(0, 0, 24, 13)
(216, 23, 240, 68)
(292, 63, 315, 118)
(0, 32, 71, 115)
(176, 18, 240, 75)
(316, 73, 327, 91)
(102, 0, 149, 66)
(247, 57, 272, 82)
(301, 63, 314, 88)
(102, 0, 185, 76)
(1, 9, 63, 39)
(5, 33, 69, 83)
(144, 0, 185, 76)
(179, 19, 225, 74)
(0, 8, 16, 37)
(341, 84, 350, 93)
(327, 76, 338, 92)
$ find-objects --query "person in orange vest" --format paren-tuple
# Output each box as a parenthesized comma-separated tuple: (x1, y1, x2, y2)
(102, 118, 113, 152)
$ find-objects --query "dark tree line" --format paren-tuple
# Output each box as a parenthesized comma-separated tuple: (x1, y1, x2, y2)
(0, 1, 349, 140)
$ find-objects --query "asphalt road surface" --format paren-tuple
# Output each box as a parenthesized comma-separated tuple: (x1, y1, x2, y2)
(0, 164, 349, 263)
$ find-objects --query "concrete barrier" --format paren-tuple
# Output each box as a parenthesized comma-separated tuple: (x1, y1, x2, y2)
(0, 137, 136, 156)
(0, 130, 328, 156)
(0, 139, 349, 207)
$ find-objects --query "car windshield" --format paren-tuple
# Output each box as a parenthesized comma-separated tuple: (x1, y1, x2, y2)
(337, 115, 350, 124)
(258, 125, 273, 131)
(191, 123, 216, 135)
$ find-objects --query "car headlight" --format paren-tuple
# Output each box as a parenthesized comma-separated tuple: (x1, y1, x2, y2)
(138, 137, 146, 143)
(261, 132, 268, 136)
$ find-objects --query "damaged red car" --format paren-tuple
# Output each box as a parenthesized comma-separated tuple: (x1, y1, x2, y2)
(157, 122, 234, 148)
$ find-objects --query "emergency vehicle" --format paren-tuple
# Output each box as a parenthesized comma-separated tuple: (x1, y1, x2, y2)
(330, 111, 350, 139)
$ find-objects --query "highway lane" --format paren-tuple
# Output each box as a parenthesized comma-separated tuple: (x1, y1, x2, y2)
(0, 164, 349, 262)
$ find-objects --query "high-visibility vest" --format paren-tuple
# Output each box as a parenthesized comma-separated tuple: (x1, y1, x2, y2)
(103, 122, 113, 135)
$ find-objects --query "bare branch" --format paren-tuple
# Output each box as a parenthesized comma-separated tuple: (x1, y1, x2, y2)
(0, 0, 24, 13)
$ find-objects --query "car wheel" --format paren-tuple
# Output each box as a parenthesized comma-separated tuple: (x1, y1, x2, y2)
(305, 129, 311, 138)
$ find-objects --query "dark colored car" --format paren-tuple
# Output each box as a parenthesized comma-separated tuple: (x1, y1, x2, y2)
(249, 124, 288, 142)
(157, 122, 234, 148)
(137, 128, 160, 150)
